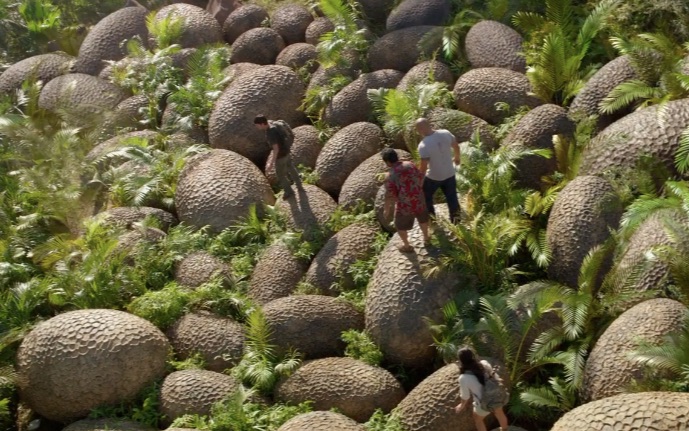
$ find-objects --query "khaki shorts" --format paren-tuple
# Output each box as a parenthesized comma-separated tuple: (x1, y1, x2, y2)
(394, 209, 429, 231)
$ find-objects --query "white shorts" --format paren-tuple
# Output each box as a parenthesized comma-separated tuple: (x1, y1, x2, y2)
(473, 401, 490, 417)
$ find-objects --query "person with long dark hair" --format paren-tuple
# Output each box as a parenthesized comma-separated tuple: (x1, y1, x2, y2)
(454, 346, 509, 431)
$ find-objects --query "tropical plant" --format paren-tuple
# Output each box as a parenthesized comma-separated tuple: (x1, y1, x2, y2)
(170, 387, 312, 431)
(146, 11, 183, 50)
(600, 33, 689, 114)
(89, 382, 163, 428)
(365, 409, 405, 431)
(315, 0, 370, 69)
(341, 329, 384, 366)
(301, 74, 353, 120)
(513, 0, 618, 105)
(368, 81, 454, 156)
(231, 309, 301, 396)
(628, 312, 689, 391)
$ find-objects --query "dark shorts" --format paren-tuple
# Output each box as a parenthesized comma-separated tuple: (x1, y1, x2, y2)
(394, 209, 429, 231)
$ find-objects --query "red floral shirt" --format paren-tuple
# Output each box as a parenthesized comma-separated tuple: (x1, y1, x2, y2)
(386, 161, 427, 215)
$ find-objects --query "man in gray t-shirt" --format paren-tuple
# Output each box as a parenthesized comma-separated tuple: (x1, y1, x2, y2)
(415, 118, 461, 222)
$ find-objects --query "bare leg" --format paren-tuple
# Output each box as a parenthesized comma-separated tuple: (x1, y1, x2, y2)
(493, 407, 509, 430)
(398, 229, 410, 247)
(419, 222, 430, 243)
(472, 412, 487, 431)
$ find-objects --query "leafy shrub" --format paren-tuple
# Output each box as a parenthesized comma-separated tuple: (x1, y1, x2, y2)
(341, 329, 384, 366)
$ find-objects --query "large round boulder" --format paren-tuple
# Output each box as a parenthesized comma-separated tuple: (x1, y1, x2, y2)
(152, 4, 223, 48)
(368, 26, 443, 72)
(551, 392, 689, 430)
(569, 55, 637, 129)
(502, 104, 575, 189)
(427, 108, 498, 150)
(304, 223, 380, 295)
(208, 65, 305, 165)
(174, 149, 275, 233)
(365, 219, 458, 368)
(159, 369, 243, 425)
(338, 150, 411, 210)
(276, 43, 318, 72)
(230, 27, 286, 65)
(580, 98, 689, 177)
(74, 6, 149, 75)
(38, 73, 128, 124)
(223, 4, 269, 44)
(453, 67, 542, 125)
(275, 357, 405, 422)
(323, 70, 404, 128)
(167, 312, 245, 372)
(99, 94, 150, 135)
(464, 20, 526, 72)
(396, 60, 454, 92)
(275, 184, 338, 240)
(581, 298, 688, 402)
(263, 295, 364, 359)
(95, 206, 178, 232)
(396, 363, 475, 431)
(277, 411, 364, 431)
(248, 241, 308, 304)
(271, 4, 314, 45)
(16, 309, 169, 423)
(0, 53, 73, 94)
(174, 251, 232, 289)
(86, 130, 160, 166)
(546, 176, 622, 288)
(315, 122, 385, 198)
(305, 17, 334, 45)
(386, 0, 451, 32)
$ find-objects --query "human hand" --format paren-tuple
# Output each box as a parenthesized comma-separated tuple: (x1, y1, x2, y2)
(454, 404, 464, 414)
(454, 157, 460, 165)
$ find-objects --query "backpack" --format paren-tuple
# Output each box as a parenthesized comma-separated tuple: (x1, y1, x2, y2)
(467, 363, 509, 411)
(272, 120, 294, 152)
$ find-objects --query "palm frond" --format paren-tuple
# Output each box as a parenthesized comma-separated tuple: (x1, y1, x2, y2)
(600, 80, 662, 114)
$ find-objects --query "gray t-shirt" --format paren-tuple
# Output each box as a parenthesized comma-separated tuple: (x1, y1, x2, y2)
(418, 129, 456, 181)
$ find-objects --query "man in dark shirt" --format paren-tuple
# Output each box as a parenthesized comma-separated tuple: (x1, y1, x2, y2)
(382, 148, 431, 253)
(254, 115, 302, 199)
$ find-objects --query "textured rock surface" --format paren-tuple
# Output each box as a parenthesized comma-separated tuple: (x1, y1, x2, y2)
(374, 183, 395, 232)
(275, 184, 337, 240)
(248, 241, 308, 304)
(208, 65, 305, 165)
(315, 122, 385, 198)
(86, 130, 159, 166)
(464, 20, 526, 72)
(229, 27, 285, 65)
(168, 312, 245, 372)
(365, 219, 458, 368)
(175, 149, 275, 233)
(396, 363, 475, 431)
(551, 392, 689, 430)
(223, 4, 268, 44)
(368, 26, 442, 72)
(174, 251, 232, 288)
(263, 295, 364, 359)
(63, 419, 153, 431)
(277, 411, 365, 431)
(265, 125, 321, 186)
(38, 73, 128, 124)
(153, 4, 223, 49)
(271, 4, 313, 45)
(339, 150, 411, 210)
(159, 369, 242, 425)
(397, 60, 454, 92)
(323, 70, 404, 128)
(16, 309, 169, 423)
(580, 99, 689, 177)
(569, 55, 637, 129)
(275, 357, 405, 422)
(581, 298, 687, 402)
(276, 43, 318, 72)
(454, 68, 542, 124)
(95, 206, 178, 232)
(616, 210, 687, 294)
(304, 223, 380, 295)
(357, 0, 395, 26)
(305, 17, 334, 45)
(386, 0, 451, 32)
(546, 176, 622, 288)
(0, 53, 73, 94)
(428, 108, 498, 150)
(503, 104, 575, 189)
(74, 7, 149, 75)
(100, 94, 150, 134)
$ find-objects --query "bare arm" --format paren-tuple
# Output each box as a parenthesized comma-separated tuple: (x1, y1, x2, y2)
(266, 143, 280, 169)
(455, 397, 472, 414)
(452, 139, 460, 166)
(419, 158, 429, 176)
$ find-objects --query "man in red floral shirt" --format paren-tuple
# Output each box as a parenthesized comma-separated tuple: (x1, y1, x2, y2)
(382, 148, 431, 253)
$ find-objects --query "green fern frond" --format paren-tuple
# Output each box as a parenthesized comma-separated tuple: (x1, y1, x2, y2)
(512, 11, 547, 33)
(600, 80, 662, 114)
(520, 384, 562, 409)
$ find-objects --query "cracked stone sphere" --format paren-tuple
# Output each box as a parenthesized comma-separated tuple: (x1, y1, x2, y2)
(16, 309, 169, 423)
